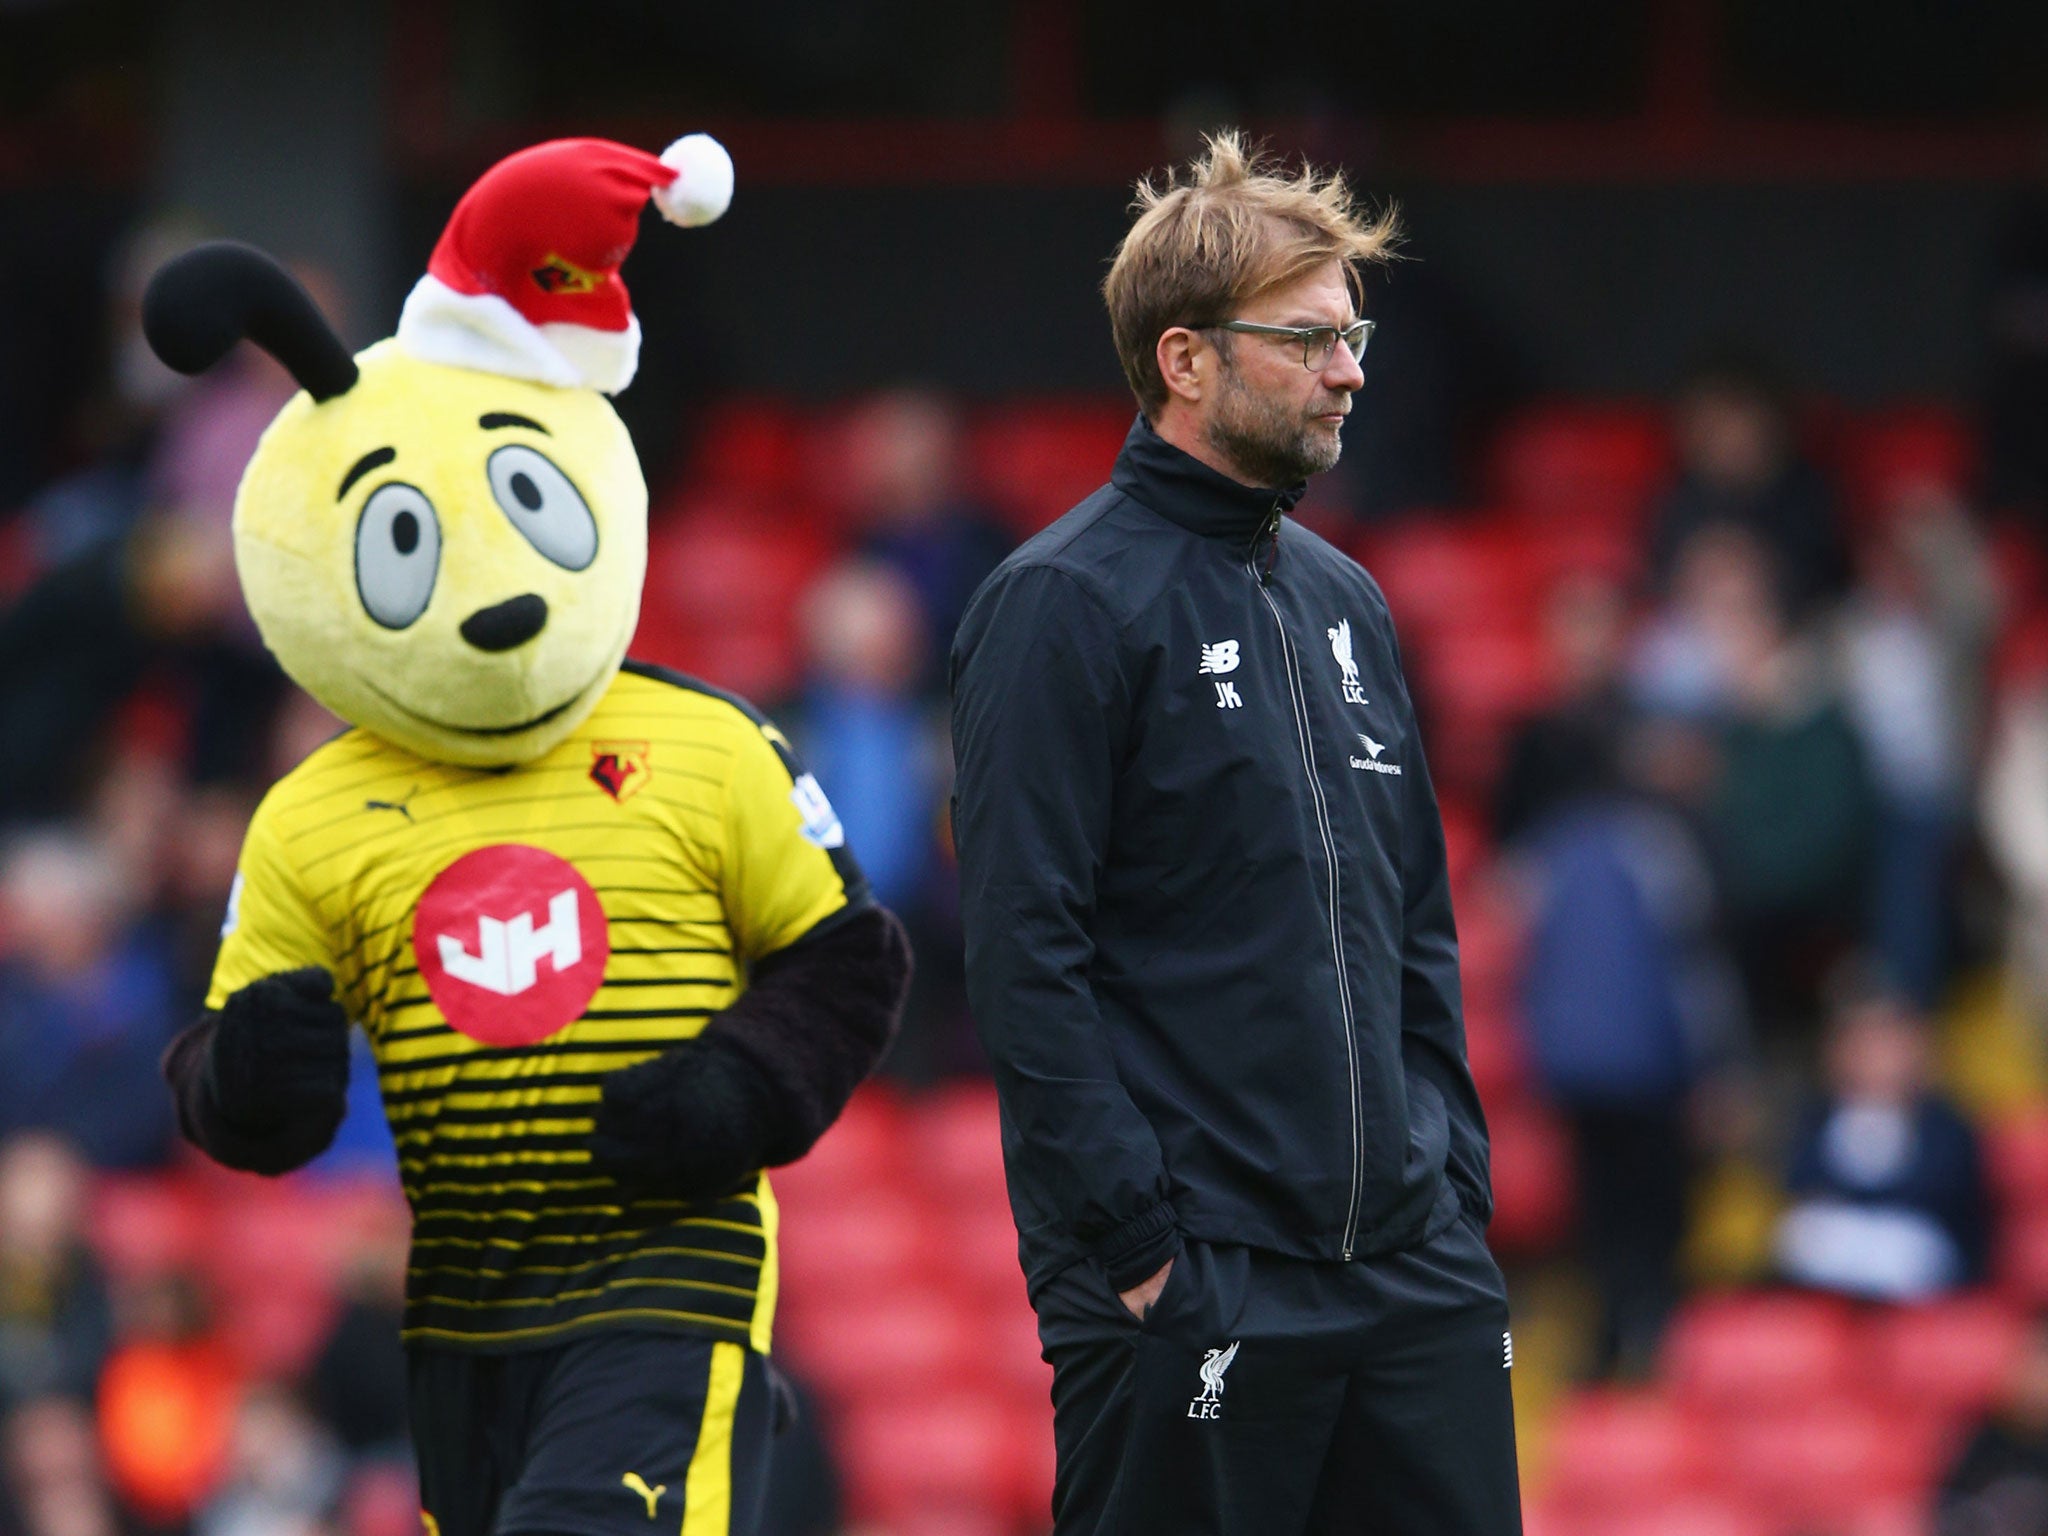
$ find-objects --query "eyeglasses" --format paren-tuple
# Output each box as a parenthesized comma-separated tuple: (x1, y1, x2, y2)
(1208, 318, 1375, 372)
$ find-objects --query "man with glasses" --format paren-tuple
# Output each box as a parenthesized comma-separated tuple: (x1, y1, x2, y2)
(950, 132, 1520, 1534)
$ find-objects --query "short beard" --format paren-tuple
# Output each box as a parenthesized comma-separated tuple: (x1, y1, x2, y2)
(1204, 359, 1345, 488)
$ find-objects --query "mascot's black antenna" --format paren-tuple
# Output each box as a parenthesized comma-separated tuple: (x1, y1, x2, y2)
(142, 241, 359, 402)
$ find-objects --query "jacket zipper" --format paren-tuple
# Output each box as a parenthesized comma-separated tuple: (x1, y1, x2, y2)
(1246, 506, 1366, 1259)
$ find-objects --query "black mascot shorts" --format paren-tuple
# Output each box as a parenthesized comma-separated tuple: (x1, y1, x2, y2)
(1033, 1209, 1523, 1536)
(409, 1331, 774, 1536)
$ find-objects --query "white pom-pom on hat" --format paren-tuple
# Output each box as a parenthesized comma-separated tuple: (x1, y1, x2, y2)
(653, 134, 734, 228)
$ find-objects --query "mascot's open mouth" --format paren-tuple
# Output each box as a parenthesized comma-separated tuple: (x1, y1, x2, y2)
(362, 677, 586, 737)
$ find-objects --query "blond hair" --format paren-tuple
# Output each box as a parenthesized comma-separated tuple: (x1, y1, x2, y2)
(1102, 130, 1398, 417)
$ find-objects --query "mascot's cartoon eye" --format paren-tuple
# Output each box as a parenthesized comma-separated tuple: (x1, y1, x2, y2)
(486, 445, 597, 571)
(355, 483, 443, 629)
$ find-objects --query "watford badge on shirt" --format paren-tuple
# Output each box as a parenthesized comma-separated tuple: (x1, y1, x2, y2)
(590, 740, 652, 802)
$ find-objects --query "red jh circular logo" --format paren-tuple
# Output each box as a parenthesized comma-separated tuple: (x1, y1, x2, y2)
(413, 845, 609, 1046)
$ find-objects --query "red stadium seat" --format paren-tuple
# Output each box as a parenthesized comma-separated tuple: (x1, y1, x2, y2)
(935, 1197, 1032, 1301)
(0, 514, 40, 600)
(1437, 791, 1491, 900)
(1483, 1101, 1576, 1256)
(1358, 519, 1549, 640)
(1461, 1002, 1529, 1111)
(218, 1286, 338, 1378)
(1418, 623, 1556, 722)
(1542, 1391, 1711, 1516)
(904, 1080, 1011, 1211)
(776, 1285, 975, 1405)
(876, 1510, 1014, 1536)
(634, 494, 837, 703)
(686, 398, 811, 501)
(1867, 1293, 2027, 1415)
(1716, 1396, 1938, 1526)
(1485, 402, 1671, 536)
(771, 1082, 908, 1209)
(1988, 521, 2048, 633)
(964, 398, 1133, 539)
(1841, 1498, 1939, 1536)
(1663, 1292, 1857, 1410)
(1407, 619, 1556, 791)
(89, 1175, 209, 1283)
(1984, 1107, 2048, 1215)
(969, 1291, 1054, 1408)
(836, 1388, 1026, 1526)
(1528, 1500, 1772, 1536)
(774, 1185, 933, 1303)
(1838, 404, 1977, 528)
(1996, 1205, 2048, 1307)
(1004, 1399, 1059, 1526)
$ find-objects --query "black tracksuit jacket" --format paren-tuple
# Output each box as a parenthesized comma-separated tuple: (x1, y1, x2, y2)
(950, 415, 1491, 1298)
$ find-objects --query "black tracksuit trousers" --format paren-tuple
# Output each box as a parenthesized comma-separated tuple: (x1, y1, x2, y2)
(1033, 1210, 1522, 1536)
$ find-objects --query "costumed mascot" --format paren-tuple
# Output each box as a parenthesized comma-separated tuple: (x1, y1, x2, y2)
(152, 136, 910, 1536)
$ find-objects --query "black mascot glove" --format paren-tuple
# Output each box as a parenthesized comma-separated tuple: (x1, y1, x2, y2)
(589, 1034, 777, 1202)
(211, 966, 353, 1126)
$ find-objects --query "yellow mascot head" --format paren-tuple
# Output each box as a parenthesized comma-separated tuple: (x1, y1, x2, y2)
(141, 135, 734, 767)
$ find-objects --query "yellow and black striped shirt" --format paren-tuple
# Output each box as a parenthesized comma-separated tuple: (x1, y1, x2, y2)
(206, 662, 868, 1353)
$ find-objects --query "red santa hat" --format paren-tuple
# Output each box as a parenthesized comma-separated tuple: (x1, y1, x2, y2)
(395, 134, 732, 394)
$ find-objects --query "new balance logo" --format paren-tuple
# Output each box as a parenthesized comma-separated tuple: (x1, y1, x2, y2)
(1503, 1330, 1514, 1369)
(1199, 640, 1241, 675)
(437, 889, 583, 997)
(621, 1474, 665, 1519)
(1214, 681, 1243, 709)
(1188, 1341, 1241, 1419)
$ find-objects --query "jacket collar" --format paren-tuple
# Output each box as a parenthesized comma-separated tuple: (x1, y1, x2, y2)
(1109, 412, 1305, 544)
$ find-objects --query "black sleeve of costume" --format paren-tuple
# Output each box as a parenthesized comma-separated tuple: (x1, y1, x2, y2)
(161, 967, 351, 1177)
(589, 904, 911, 1198)
(949, 564, 1181, 1294)
(1395, 688, 1495, 1227)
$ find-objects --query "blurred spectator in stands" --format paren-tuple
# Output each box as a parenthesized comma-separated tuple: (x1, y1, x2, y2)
(96, 1272, 236, 1527)
(1632, 523, 1773, 720)
(787, 560, 971, 1080)
(0, 1137, 110, 1413)
(1937, 1312, 2048, 1534)
(1648, 351, 1850, 622)
(0, 833, 177, 1169)
(1513, 729, 1744, 1380)
(0, 502, 286, 826)
(15, 219, 203, 572)
(1984, 192, 2048, 532)
(842, 390, 1011, 685)
(790, 561, 939, 913)
(152, 782, 257, 1017)
(1775, 975, 1989, 1302)
(2, 1395, 130, 1536)
(0, 274, 308, 827)
(193, 1385, 344, 1536)
(1645, 525, 1875, 1047)
(1493, 569, 1633, 845)
(308, 1220, 406, 1468)
(1983, 648, 2048, 1039)
(1836, 489, 2000, 1009)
